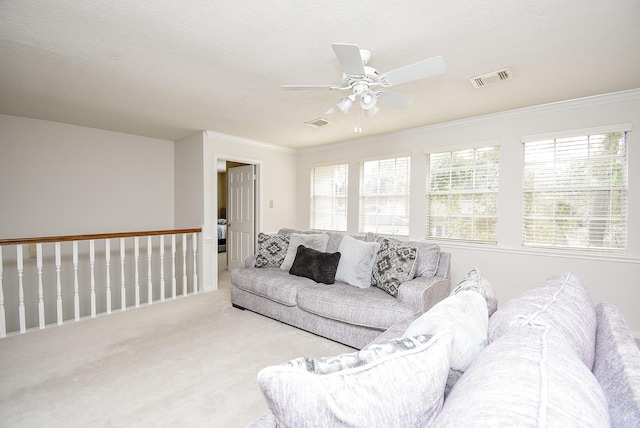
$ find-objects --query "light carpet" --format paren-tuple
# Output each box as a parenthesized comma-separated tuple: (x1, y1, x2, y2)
(0, 254, 353, 427)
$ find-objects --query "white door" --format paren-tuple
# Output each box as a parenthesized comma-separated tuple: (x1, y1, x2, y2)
(227, 164, 256, 270)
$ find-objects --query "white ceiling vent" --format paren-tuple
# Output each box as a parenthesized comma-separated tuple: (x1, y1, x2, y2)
(305, 118, 331, 128)
(469, 68, 513, 88)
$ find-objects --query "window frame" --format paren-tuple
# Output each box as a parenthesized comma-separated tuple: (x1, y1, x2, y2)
(521, 124, 630, 252)
(309, 163, 349, 231)
(425, 142, 501, 244)
(358, 154, 411, 236)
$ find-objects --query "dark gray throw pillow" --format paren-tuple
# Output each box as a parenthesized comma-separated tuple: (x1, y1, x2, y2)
(289, 245, 341, 285)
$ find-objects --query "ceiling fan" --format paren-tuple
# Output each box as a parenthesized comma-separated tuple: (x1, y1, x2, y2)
(282, 43, 446, 118)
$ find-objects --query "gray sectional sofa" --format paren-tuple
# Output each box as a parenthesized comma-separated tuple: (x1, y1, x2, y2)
(230, 228, 451, 349)
(247, 269, 640, 427)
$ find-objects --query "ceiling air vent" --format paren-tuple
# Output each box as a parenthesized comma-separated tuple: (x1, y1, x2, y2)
(469, 67, 513, 88)
(305, 118, 331, 128)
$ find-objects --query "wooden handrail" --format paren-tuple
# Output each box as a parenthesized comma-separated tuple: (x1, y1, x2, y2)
(0, 228, 202, 246)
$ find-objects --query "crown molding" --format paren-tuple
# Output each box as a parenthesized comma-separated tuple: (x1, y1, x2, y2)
(299, 88, 640, 154)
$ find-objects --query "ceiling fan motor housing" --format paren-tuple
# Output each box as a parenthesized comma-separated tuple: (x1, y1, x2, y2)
(342, 66, 380, 92)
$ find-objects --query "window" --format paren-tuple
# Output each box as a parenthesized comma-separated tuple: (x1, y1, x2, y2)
(522, 128, 628, 251)
(310, 164, 348, 231)
(426, 145, 499, 243)
(359, 156, 410, 236)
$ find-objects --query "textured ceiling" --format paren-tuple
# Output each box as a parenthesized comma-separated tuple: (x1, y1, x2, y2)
(1, 0, 639, 149)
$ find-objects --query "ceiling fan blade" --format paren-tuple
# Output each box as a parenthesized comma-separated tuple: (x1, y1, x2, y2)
(281, 84, 341, 90)
(382, 56, 446, 86)
(331, 43, 365, 75)
(377, 91, 414, 109)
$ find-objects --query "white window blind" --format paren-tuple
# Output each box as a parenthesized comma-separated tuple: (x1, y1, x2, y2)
(310, 164, 348, 231)
(426, 146, 499, 243)
(522, 130, 628, 251)
(359, 156, 410, 236)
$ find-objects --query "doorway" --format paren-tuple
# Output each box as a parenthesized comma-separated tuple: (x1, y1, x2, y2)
(214, 157, 260, 277)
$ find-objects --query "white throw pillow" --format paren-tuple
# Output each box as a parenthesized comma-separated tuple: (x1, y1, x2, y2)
(404, 291, 488, 394)
(280, 233, 329, 271)
(257, 332, 454, 428)
(334, 235, 380, 288)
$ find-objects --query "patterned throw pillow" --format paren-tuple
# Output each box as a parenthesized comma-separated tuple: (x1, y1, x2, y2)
(255, 233, 290, 268)
(372, 237, 418, 297)
(451, 268, 498, 316)
(257, 332, 454, 428)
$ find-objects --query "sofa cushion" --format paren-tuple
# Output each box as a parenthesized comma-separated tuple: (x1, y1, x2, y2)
(403, 290, 488, 395)
(433, 324, 610, 427)
(257, 332, 453, 428)
(334, 235, 380, 289)
(366, 233, 440, 278)
(297, 282, 415, 330)
(451, 268, 498, 316)
(488, 272, 597, 369)
(593, 302, 640, 428)
(231, 267, 313, 306)
(406, 240, 440, 278)
(326, 232, 346, 253)
(288, 245, 341, 285)
(280, 233, 329, 271)
(255, 233, 290, 268)
(371, 237, 418, 297)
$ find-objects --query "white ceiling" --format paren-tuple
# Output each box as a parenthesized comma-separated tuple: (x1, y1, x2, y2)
(1, 0, 639, 149)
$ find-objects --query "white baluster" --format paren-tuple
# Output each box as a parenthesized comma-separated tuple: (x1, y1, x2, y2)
(36, 243, 45, 329)
(159, 235, 165, 302)
(120, 238, 126, 311)
(134, 237, 140, 307)
(147, 236, 153, 304)
(73, 241, 80, 321)
(90, 240, 96, 318)
(0, 246, 6, 338)
(192, 232, 198, 294)
(105, 239, 111, 314)
(55, 242, 63, 325)
(182, 233, 188, 296)
(171, 235, 176, 299)
(17, 245, 25, 333)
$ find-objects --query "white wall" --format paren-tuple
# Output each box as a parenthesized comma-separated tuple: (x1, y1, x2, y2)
(0, 114, 175, 238)
(295, 89, 640, 337)
(0, 115, 178, 332)
(174, 132, 205, 229)
(201, 131, 298, 290)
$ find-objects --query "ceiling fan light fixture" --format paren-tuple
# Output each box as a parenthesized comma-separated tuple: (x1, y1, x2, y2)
(365, 105, 379, 117)
(360, 90, 377, 110)
(337, 94, 355, 114)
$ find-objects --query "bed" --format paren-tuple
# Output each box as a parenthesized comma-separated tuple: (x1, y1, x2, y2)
(217, 219, 227, 253)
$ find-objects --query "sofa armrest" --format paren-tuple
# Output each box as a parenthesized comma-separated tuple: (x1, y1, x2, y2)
(247, 411, 276, 427)
(364, 313, 421, 348)
(397, 276, 450, 313)
(244, 254, 257, 268)
(435, 252, 451, 279)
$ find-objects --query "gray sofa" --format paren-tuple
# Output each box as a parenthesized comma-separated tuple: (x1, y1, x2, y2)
(231, 229, 451, 350)
(248, 271, 640, 427)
